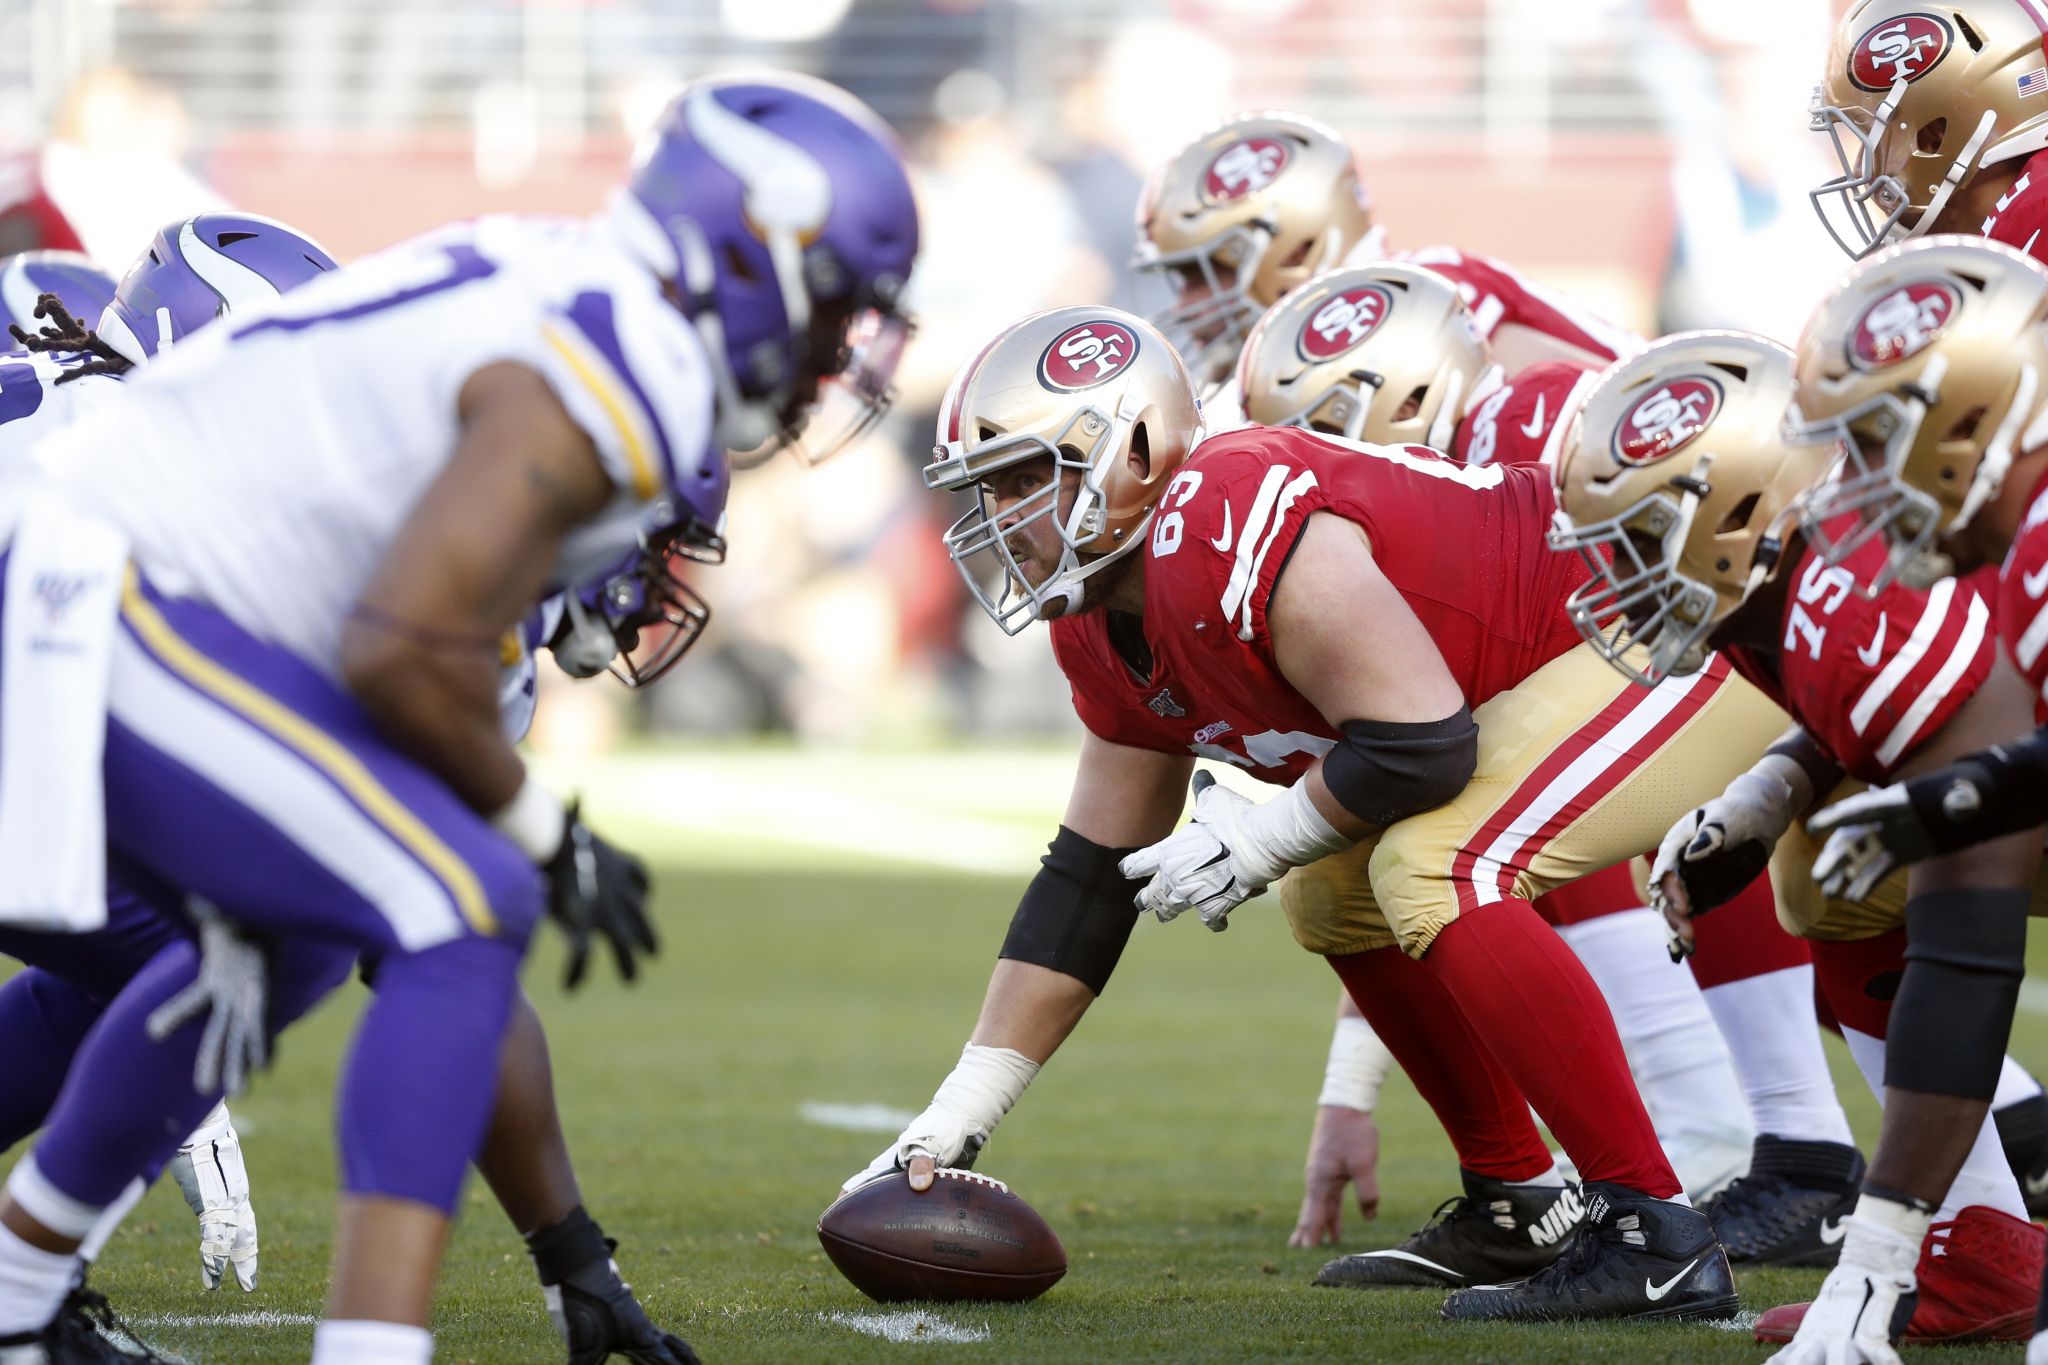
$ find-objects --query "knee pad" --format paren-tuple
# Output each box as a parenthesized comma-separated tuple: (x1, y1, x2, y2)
(1886, 888, 2030, 1099)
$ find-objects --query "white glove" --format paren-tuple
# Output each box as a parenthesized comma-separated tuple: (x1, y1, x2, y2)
(166, 1102, 259, 1292)
(1650, 754, 1805, 959)
(1770, 1206, 1922, 1365)
(841, 1043, 1040, 1196)
(1808, 785, 1928, 903)
(1121, 773, 1347, 932)
(145, 897, 270, 1097)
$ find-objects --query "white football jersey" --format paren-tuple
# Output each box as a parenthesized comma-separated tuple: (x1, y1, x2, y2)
(0, 350, 124, 464)
(36, 215, 714, 675)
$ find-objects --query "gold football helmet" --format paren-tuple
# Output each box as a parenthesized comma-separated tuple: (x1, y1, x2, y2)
(1812, 0, 2048, 257)
(925, 306, 1201, 633)
(1549, 331, 1839, 686)
(1235, 262, 1489, 450)
(1134, 111, 1373, 388)
(1791, 233, 2048, 589)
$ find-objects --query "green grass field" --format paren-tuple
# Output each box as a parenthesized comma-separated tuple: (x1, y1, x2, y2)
(3, 745, 2039, 1363)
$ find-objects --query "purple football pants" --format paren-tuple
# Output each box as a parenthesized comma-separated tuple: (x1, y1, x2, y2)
(3, 561, 542, 1217)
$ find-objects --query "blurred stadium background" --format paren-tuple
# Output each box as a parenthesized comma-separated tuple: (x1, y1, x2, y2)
(0, 0, 1850, 761)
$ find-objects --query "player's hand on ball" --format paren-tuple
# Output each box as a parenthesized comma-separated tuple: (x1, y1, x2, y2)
(1121, 772, 1279, 932)
(1289, 1105, 1380, 1248)
(543, 800, 657, 989)
(843, 1105, 987, 1197)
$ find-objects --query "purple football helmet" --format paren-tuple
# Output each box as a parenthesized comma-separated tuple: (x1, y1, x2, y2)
(97, 212, 338, 365)
(0, 251, 116, 339)
(609, 72, 919, 463)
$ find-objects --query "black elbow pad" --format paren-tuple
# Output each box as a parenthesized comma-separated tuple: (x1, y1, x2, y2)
(1320, 708, 1479, 826)
(999, 826, 1146, 996)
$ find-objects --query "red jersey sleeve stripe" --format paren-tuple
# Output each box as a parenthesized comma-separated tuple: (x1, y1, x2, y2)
(1873, 590, 1991, 769)
(1222, 466, 1318, 640)
(1848, 578, 1958, 737)
(2014, 590, 2048, 674)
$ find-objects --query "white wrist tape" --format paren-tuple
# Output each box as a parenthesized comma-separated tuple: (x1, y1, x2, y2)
(1236, 780, 1351, 884)
(493, 774, 564, 862)
(1317, 1015, 1394, 1112)
(1745, 752, 1812, 825)
(1843, 1193, 1929, 1276)
(930, 1042, 1041, 1136)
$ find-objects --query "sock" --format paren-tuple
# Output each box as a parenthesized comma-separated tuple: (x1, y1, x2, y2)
(1326, 947, 1554, 1182)
(1506, 1162, 1567, 1189)
(1841, 1027, 2028, 1223)
(1703, 965, 1855, 1145)
(311, 1319, 433, 1365)
(0, 1218, 75, 1336)
(1996, 1057, 2046, 1110)
(1557, 907, 1754, 1161)
(75, 1177, 145, 1265)
(1422, 899, 1680, 1198)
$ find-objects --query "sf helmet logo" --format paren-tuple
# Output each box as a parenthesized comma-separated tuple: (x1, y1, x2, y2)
(1849, 13, 1953, 91)
(1297, 285, 1394, 360)
(1612, 377, 1723, 466)
(1202, 138, 1290, 202)
(1038, 321, 1141, 392)
(1850, 280, 1959, 368)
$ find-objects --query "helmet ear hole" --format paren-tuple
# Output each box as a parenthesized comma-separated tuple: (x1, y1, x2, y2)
(1128, 421, 1153, 478)
(1394, 386, 1427, 423)
(1944, 404, 1986, 444)
(1715, 492, 1761, 537)
(1917, 118, 1947, 155)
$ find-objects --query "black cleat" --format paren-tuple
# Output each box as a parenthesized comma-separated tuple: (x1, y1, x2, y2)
(0, 1287, 182, 1364)
(1441, 1182, 1739, 1323)
(1995, 1089, 2048, 1218)
(1700, 1135, 1864, 1267)
(1313, 1168, 1583, 1289)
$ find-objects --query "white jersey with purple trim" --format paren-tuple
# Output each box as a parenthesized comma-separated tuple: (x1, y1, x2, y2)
(34, 215, 713, 676)
(0, 350, 125, 464)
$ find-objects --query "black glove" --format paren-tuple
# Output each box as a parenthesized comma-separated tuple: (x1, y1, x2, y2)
(543, 800, 656, 989)
(529, 1209, 699, 1365)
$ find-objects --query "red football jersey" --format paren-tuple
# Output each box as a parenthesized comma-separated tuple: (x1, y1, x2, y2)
(1994, 474, 2048, 722)
(1395, 245, 1639, 364)
(1979, 149, 2048, 263)
(1720, 530, 1995, 783)
(1451, 360, 1599, 468)
(1050, 427, 1589, 785)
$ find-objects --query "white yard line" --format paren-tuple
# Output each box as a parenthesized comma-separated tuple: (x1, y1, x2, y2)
(825, 1310, 990, 1344)
(128, 1310, 319, 1328)
(1701, 1310, 1762, 1333)
(799, 1101, 917, 1133)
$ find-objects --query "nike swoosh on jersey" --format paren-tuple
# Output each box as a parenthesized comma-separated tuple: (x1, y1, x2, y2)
(1519, 395, 1547, 439)
(1209, 502, 1234, 553)
(1819, 1218, 1848, 1245)
(1856, 615, 1887, 668)
(1644, 1257, 1700, 1301)
(2025, 559, 2048, 599)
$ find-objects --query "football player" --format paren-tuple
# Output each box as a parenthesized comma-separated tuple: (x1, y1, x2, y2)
(0, 73, 916, 1365)
(1550, 324, 2045, 1356)
(1135, 110, 1634, 416)
(857, 303, 1815, 1325)
(1811, 0, 2048, 264)
(1240, 267, 1873, 1268)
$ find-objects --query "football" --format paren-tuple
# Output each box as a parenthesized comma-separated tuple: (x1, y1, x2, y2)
(818, 1168, 1068, 1302)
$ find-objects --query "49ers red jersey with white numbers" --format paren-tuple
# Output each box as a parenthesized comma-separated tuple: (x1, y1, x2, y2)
(1452, 360, 1599, 468)
(1980, 149, 2048, 262)
(1050, 426, 1589, 784)
(1720, 527, 1995, 783)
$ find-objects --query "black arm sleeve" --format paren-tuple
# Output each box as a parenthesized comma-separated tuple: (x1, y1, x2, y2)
(1319, 709, 1479, 827)
(1899, 726, 2048, 855)
(998, 825, 1146, 997)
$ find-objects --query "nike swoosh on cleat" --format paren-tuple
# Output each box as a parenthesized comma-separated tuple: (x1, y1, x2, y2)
(1818, 1217, 1847, 1244)
(1644, 1257, 1699, 1301)
(1519, 395, 1547, 439)
(1209, 503, 1234, 553)
(1856, 616, 1886, 668)
(2026, 1167, 2048, 1197)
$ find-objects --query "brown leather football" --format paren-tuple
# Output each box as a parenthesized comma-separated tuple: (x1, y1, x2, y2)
(818, 1168, 1067, 1302)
